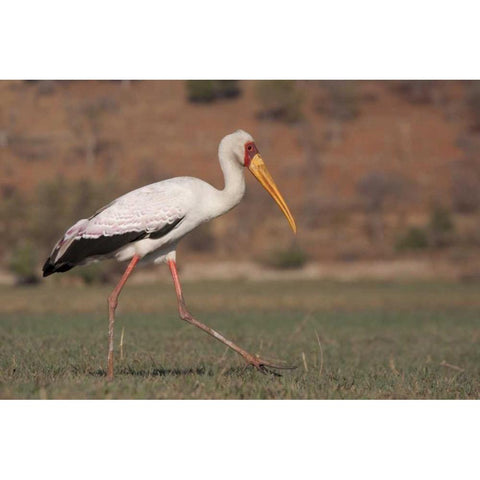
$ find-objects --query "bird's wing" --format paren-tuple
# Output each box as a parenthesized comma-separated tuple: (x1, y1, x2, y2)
(84, 181, 190, 238)
(43, 180, 193, 274)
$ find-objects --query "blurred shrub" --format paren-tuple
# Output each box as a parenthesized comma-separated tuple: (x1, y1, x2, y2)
(0, 175, 127, 275)
(396, 207, 455, 252)
(262, 245, 308, 269)
(30, 177, 122, 258)
(429, 205, 455, 247)
(183, 222, 216, 252)
(24, 80, 57, 95)
(8, 241, 39, 285)
(395, 227, 429, 251)
(451, 159, 480, 213)
(80, 96, 118, 119)
(69, 177, 115, 220)
(466, 81, 480, 132)
(316, 81, 360, 121)
(255, 81, 303, 123)
(357, 171, 407, 211)
(0, 186, 29, 256)
(187, 81, 215, 102)
(357, 171, 410, 244)
(186, 80, 241, 103)
(8, 134, 53, 162)
(390, 81, 437, 104)
(31, 177, 74, 252)
(216, 80, 241, 99)
(75, 263, 110, 285)
(36, 80, 57, 95)
(66, 96, 119, 169)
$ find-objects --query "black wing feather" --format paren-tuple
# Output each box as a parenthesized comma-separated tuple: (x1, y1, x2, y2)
(42, 217, 184, 277)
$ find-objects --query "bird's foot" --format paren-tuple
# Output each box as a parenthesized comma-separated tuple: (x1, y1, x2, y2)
(244, 354, 296, 376)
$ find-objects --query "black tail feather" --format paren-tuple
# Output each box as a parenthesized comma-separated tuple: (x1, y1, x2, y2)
(42, 258, 74, 277)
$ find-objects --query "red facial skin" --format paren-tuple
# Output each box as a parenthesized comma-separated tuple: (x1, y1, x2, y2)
(244, 141, 258, 167)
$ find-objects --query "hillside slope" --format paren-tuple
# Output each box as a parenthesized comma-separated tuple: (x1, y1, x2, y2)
(1, 80, 478, 272)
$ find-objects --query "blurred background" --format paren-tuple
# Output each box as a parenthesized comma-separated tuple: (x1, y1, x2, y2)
(1, 79, 480, 285)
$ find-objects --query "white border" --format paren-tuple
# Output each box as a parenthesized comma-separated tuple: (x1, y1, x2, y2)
(2, 2, 478, 478)
(2, 1, 480, 78)
(2, 401, 479, 479)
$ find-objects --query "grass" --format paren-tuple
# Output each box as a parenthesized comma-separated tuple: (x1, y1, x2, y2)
(0, 279, 479, 399)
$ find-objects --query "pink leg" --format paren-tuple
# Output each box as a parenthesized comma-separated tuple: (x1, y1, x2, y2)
(107, 255, 140, 380)
(168, 260, 294, 373)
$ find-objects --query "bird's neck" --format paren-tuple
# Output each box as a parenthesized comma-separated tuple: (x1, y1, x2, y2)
(215, 149, 246, 216)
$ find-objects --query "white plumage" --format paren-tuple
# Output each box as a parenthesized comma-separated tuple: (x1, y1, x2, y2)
(43, 130, 296, 379)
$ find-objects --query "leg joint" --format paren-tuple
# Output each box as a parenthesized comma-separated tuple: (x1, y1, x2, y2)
(178, 303, 191, 321)
(108, 293, 118, 310)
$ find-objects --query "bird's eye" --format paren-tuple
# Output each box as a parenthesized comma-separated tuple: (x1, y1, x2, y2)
(247, 145, 253, 151)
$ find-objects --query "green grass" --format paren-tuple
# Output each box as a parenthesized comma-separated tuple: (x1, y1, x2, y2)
(0, 279, 479, 399)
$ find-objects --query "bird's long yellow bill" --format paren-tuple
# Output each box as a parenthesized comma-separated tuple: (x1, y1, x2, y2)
(248, 154, 297, 234)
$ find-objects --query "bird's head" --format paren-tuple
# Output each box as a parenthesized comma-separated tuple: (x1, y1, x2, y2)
(221, 129, 296, 234)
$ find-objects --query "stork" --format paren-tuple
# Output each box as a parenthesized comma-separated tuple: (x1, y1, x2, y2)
(43, 130, 297, 380)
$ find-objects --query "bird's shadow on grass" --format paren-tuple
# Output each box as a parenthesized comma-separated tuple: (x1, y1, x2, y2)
(88, 366, 253, 378)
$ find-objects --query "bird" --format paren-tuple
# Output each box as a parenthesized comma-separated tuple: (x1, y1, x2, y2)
(42, 130, 297, 380)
